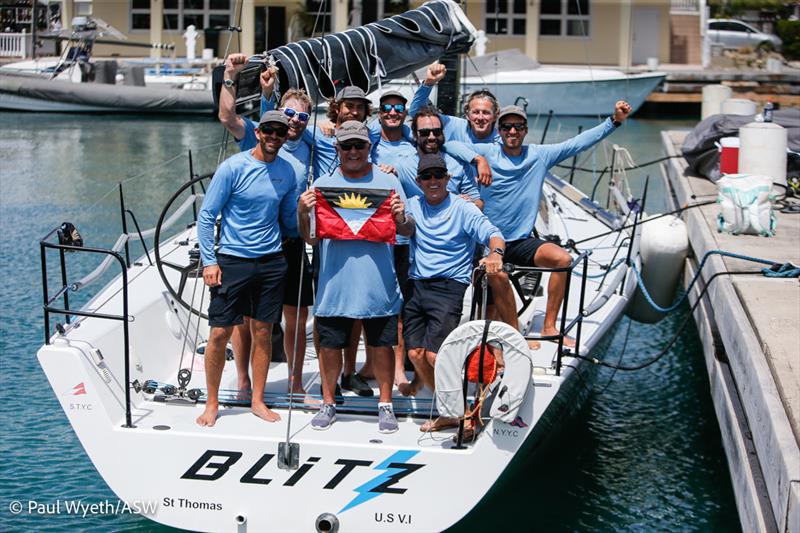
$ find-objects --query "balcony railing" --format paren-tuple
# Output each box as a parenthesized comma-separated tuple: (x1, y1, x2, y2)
(671, 0, 700, 13)
(0, 30, 28, 58)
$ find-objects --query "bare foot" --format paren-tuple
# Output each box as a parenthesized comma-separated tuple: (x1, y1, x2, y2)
(196, 402, 219, 427)
(398, 379, 420, 397)
(540, 328, 576, 348)
(527, 339, 541, 351)
(420, 416, 459, 432)
(394, 370, 410, 387)
(252, 401, 281, 422)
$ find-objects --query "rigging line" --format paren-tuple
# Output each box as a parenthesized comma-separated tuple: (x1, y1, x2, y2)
(573, 270, 761, 371)
(556, 153, 682, 174)
(284, 0, 331, 455)
(593, 314, 632, 396)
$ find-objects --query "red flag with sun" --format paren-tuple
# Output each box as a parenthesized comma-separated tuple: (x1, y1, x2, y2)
(314, 187, 396, 244)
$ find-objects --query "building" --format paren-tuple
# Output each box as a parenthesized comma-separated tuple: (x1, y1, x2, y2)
(22, 0, 695, 68)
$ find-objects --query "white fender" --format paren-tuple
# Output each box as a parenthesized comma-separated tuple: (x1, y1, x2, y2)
(435, 320, 533, 423)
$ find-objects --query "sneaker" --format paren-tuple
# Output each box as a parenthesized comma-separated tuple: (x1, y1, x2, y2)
(311, 403, 336, 431)
(378, 404, 398, 434)
(341, 373, 374, 397)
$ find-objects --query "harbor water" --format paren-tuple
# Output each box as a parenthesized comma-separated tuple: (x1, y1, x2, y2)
(0, 112, 740, 532)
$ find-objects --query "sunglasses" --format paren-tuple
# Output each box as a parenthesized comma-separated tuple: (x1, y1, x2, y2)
(417, 127, 443, 138)
(338, 140, 368, 151)
(418, 171, 447, 181)
(499, 122, 527, 132)
(380, 103, 406, 114)
(282, 107, 309, 122)
(259, 125, 289, 137)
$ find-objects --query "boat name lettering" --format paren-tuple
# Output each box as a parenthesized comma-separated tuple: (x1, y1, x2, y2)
(493, 428, 520, 438)
(181, 450, 424, 495)
(374, 512, 412, 524)
(69, 402, 92, 411)
(162, 497, 222, 511)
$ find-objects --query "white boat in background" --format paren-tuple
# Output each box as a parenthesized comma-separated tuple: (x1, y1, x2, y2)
(460, 49, 665, 116)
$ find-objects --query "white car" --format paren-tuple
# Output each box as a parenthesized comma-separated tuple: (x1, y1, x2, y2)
(707, 19, 782, 51)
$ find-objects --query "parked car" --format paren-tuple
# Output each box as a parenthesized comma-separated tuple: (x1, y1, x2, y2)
(707, 19, 783, 51)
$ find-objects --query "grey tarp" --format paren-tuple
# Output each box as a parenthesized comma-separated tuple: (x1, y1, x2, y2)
(269, 0, 475, 101)
(681, 109, 800, 182)
(0, 72, 214, 114)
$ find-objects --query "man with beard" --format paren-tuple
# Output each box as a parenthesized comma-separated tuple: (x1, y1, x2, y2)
(464, 102, 632, 347)
(409, 62, 501, 145)
(196, 111, 298, 427)
(218, 53, 316, 401)
(297, 121, 414, 433)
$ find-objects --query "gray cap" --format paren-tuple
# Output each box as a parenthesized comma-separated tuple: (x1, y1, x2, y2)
(496, 105, 527, 124)
(258, 110, 289, 127)
(335, 120, 370, 143)
(417, 153, 448, 174)
(379, 89, 407, 104)
(336, 85, 370, 102)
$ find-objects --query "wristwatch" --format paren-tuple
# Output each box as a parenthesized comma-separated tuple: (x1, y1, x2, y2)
(611, 116, 622, 128)
(493, 247, 505, 256)
(223, 78, 236, 88)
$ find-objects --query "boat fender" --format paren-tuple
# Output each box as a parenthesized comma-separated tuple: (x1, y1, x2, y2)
(435, 321, 532, 423)
(626, 215, 688, 324)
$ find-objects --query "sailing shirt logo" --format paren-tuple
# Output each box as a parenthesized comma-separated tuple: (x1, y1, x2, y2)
(315, 187, 396, 243)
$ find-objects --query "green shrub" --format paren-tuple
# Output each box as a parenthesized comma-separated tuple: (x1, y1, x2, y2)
(777, 20, 800, 60)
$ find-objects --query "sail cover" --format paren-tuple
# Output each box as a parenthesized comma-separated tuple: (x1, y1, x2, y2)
(269, 0, 476, 101)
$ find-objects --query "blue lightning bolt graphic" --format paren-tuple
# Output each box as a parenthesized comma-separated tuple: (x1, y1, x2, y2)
(339, 450, 420, 513)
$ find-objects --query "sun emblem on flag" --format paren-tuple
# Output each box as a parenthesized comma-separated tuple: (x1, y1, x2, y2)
(334, 192, 372, 209)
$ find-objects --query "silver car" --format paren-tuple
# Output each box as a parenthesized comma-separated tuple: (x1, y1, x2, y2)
(707, 19, 782, 51)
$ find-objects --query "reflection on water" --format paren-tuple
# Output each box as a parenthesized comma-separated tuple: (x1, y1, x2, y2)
(0, 112, 738, 532)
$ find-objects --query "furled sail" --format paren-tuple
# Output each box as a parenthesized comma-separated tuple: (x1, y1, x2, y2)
(269, 0, 476, 101)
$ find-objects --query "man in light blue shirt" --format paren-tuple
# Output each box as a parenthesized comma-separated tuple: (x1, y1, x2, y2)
(400, 155, 506, 421)
(196, 110, 297, 427)
(468, 102, 632, 346)
(298, 121, 415, 433)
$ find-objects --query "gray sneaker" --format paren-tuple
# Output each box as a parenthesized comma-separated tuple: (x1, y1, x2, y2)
(378, 404, 398, 434)
(311, 403, 336, 431)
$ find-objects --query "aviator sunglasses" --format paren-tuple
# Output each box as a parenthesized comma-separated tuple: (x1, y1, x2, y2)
(417, 127, 443, 138)
(259, 124, 289, 137)
(418, 170, 447, 181)
(282, 107, 310, 122)
(499, 122, 527, 132)
(380, 103, 406, 113)
(338, 140, 368, 151)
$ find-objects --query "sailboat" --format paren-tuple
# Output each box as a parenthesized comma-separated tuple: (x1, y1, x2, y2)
(34, 1, 645, 530)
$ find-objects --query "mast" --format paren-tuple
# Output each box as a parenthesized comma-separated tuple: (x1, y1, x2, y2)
(31, 0, 37, 59)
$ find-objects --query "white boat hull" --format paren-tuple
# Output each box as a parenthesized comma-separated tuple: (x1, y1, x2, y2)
(36, 175, 640, 531)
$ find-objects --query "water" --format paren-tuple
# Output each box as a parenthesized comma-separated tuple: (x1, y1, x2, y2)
(0, 112, 739, 532)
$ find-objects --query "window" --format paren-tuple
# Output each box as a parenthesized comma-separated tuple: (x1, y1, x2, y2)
(75, 2, 93, 16)
(485, 0, 526, 36)
(129, 0, 232, 32)
(540, 0, 590, 37)
(305, 0, 331, 34)
(349, 0, 409, 25)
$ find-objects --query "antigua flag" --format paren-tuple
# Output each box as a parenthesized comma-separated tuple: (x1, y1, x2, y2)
(315, 187, 396, 244)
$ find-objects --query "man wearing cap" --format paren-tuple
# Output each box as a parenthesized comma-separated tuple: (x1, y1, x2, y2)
(196, 110, 299, 427)
(400, 154, 505, 413)
(464, 101, 633, 347)
(217, 54, 316, 402)
(297, 121, 414, 433)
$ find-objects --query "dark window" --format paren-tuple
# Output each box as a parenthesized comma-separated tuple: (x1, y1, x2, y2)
(513, 18, 525, 35)
(208, 14, 229, 28)
(131, 13, 150, 30)
(567, 0, 589, 16)
(540, 19, 561, 35)
(210, 0, 230, 9)
(566, 19, 588, 36)
(709, 21, 723, 31)
(541, 0, 561, 15)
(163, 14, 178, 29)
(183, 14, 204, 29)
(184, 0, 203, 10)
(513, 0, 526, 14)
(132, 0, 149, 9)
(164, 0, 178, 9)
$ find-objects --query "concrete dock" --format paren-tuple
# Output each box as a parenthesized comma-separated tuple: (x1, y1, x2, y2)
(661, 130, 799, 533)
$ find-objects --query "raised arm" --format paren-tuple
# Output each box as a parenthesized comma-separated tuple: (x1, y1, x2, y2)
(538, 100, 632, 169)
(218, 54, 248, 140)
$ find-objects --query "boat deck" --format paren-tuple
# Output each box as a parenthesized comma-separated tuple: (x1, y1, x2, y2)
(661, 130, 799, 533)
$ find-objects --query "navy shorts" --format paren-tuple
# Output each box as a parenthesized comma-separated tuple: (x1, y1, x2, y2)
(394, 244, 412, 302)
(282, 238, 314, 307)
(316, 315, 398, 349)
(505, 237, 550, 266)
(207, 253, 286, 327)
(403, 278, 468, 353)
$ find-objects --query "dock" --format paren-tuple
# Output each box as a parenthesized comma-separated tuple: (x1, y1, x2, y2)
(661, 130, 799, 532)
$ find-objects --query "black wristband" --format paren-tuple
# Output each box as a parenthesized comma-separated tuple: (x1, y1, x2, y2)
(611, 116, 622, 128)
